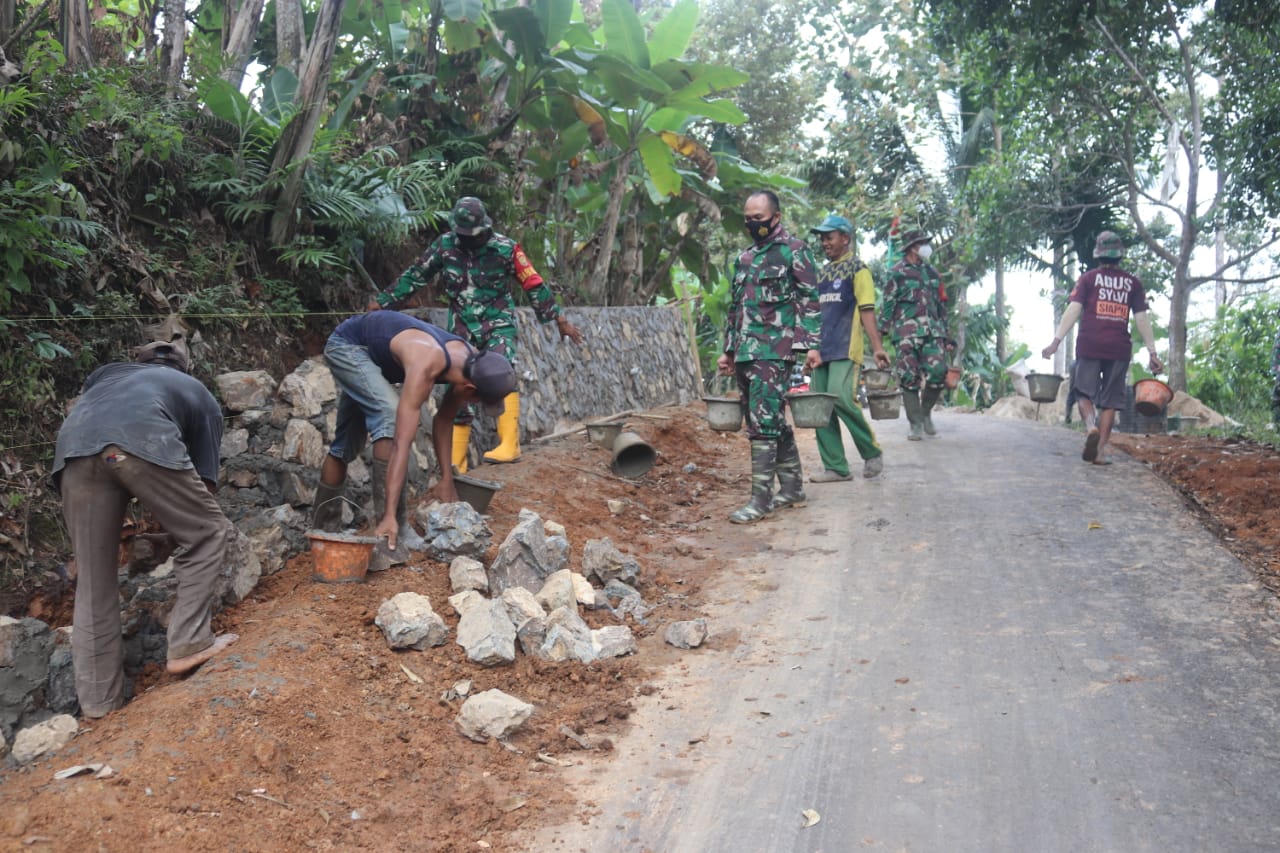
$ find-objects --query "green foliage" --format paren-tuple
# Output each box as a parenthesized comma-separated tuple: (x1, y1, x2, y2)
(947, 295, 1023, 408)
(1186, 296, 1278, 421)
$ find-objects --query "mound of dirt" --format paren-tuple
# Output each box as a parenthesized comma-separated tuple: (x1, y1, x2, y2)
(0, 404, 760, 852)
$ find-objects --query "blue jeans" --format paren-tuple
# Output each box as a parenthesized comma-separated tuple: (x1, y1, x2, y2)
(324, 333, 400, 461)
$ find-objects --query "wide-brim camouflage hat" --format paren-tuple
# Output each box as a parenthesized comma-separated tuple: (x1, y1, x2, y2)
(134, 339, 191, 373)
(900, 229, 930, 250)
(450, 197, 493, 236)
(1094, 230, 1125, 259)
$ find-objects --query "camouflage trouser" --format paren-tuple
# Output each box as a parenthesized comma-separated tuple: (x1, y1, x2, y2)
(894, 334, 948, 392)
(454, 328, 517, 426)
(735, 360, 792, 442)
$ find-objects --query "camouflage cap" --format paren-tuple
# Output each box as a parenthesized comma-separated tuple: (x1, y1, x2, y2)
(900, 229, 930, 250)
(450, 197, 493, 236)
(1094, 230, 1125, 260)
(134, 339, 191, 373)
(811, 214, 853, 235)
(464, 350, 517, 415)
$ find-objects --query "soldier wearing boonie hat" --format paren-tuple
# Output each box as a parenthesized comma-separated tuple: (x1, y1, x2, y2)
(881, 227, 949, 440)
(372, 196, 584, 472)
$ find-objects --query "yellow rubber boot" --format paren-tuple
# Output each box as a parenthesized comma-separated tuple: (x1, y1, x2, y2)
(451, 424, 471, 473)
(482, 392, 521, 464)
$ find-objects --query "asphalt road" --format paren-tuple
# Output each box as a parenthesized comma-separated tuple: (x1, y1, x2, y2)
(528, 410, 1280, 853)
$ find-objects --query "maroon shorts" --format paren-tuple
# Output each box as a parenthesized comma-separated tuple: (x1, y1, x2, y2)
(1073, 357, 1130, 410)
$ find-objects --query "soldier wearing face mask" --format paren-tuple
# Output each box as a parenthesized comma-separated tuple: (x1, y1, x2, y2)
(716, 190, 822, 524)
(373, 197, 583, 470)
(881, 229, 950, 440)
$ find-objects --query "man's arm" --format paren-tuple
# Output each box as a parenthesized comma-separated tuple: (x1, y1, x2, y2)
(1133, 311, 1163, 373)
(373, 242, 445, 310)
(512, 244, 585, 344)
(790, 244, 822, 355)
(1042, 301, 1083, 359)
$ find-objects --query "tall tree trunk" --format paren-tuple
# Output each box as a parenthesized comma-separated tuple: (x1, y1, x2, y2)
(267, 0, 347, 247)
(994, 259, 1006, 364)
(616, 199, 641, 301)
(1167, 271, 1190, 391)
(276, 0, 305, 76)
(160, 0, 184, 94)
(1, 0, 15, 44)
(1214, 168, 1226, 310)
(59, 0, 94, 69)
(220, 0, 265, 89)
(587, 149, 633, 305)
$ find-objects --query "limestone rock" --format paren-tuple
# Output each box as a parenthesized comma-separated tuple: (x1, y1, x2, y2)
(277, 358, 337, 418)
(488, 509, 559, 594)
(375, 593, 448, 650)
(420, 502, 492, 562)
(45, 627, 78, 715)
(456, 600, 517, 666)
(582, 537, 640, 586)
(500, 587, 545, 627)
(221, 428, 249, 459)
(455, 689, 534, 742)
(0, 616, 54, 739)
(449, 556, 489, 594)
(10, 714, 78, 764)
(448, 590, 485, 617)
(537, 606, 595, 663)
(571, 573, 595, 607)
(591, 625, 637, 659)
(664, 618, 708, 649)
(216, 525, 262, 607)
(216, 370, 276, 413)
(282, 419, 325, 468)
(535, 570, 577, 613)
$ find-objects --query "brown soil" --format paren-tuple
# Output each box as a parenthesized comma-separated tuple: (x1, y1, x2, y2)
(4, 414, 1280, 851)
(1111, 431, 1280, 593)
(0, 405, 758, 852)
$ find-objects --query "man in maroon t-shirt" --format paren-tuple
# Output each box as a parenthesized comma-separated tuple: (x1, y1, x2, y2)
(1042, 231, 1163, 465)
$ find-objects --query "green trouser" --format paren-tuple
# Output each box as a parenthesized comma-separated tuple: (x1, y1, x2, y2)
(810, 359, 881, 476)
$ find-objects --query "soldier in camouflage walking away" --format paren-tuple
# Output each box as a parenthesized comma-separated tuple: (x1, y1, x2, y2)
(1272, 326, 1280, 425)
(372, 197, 583, 470)
(881, 230, 949, 441)
(717, 190, 822, 524)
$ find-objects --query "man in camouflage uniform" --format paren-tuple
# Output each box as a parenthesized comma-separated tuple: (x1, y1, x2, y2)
(717, 190, 822, 524)
(372, 197, 583, 469)
(881, 230, 949, 440)
(1272, 326, 1280, 425)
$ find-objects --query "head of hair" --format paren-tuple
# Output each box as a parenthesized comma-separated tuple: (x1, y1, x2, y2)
(747, 190, 781, 214)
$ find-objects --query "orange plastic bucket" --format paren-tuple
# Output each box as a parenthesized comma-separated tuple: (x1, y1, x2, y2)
(1133, 378, 1173, 416)
(944, 365, 962, 390)
(307, 531, 378, 583)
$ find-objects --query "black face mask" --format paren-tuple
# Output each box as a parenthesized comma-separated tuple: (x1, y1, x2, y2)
(745, 217, 775, 243)
(457, 232, 490, 252)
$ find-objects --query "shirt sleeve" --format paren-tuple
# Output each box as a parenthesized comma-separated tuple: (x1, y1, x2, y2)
(791, 244, 821, 351)
(512, 243, 561, 323)
(853, 266, 877, 311)
(377, 239, 445, 308)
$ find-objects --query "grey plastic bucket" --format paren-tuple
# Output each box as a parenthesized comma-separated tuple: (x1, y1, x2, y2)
(1026, 372, 1064, 403)
(611, 431, 657, 478)
(454, 473, 502, 513)
(863, 368, 894, 391)
(866, 390, 901, 420)
(788, 392, 838, 428)
(702, 396, 743, 431)
(586, 420, 624, 449)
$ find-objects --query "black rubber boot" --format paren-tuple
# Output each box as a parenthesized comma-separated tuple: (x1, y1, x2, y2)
(921, 385, 943, 436)
(730, 440, 777, 524)
(902, 389, 924, 441)
(769, 428, 806, 511)
(311, 479, 346, 532)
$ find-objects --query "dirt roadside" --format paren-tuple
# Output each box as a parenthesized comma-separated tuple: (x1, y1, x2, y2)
(2, 408, 1278, 851)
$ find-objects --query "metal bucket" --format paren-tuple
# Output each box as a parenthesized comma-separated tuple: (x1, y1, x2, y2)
(866, 390, 901, 420)
(454, 473, 502, 513)
(586, 420, 624, 449)
(307, 531, 378, 583)
(611, 431, 657, 478)
(1133, 378, 1173, 416)
(1026, 372, 1065, 403)
(788, 392, 838, 428)
(702, 396, 743, 432)
(863, 368, 894, 391)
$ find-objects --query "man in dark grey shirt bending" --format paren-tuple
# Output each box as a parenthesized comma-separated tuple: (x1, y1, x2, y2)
(52, 340, 238, 718)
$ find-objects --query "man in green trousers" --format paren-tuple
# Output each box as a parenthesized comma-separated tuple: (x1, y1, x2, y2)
(808, 215, 891, 481)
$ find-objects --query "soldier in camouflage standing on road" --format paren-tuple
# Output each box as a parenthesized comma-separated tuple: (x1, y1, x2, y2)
(881, 230, 949, 441)
(717, 190, 822, 524)
(372, 197, 583, 470)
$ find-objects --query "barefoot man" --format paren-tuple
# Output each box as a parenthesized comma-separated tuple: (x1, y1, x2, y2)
(52, 340, 239, 717)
